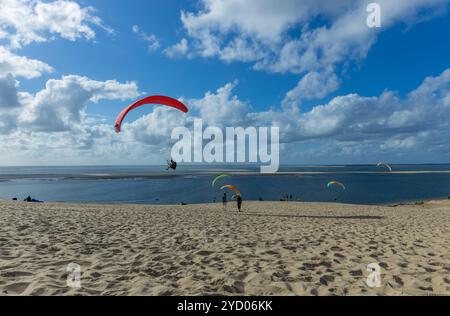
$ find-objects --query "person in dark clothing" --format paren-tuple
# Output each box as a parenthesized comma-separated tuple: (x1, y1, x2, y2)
(24, 196, 43, 203)
(222, 193, 227, 211)
(166, 159, 177, 170)
(237, 195, 243, 212)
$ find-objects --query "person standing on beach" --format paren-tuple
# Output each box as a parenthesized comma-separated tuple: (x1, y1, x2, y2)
(222, 193, 227, 211)
(237, 195, 243, 212)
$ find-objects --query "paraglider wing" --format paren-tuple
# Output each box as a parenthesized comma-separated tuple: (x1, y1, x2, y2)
(327, 181, 346, 190)
(115, 95, 189, 133)
(377, 162, 392, 172)
(220, 185, 241, 197)
(212, 174, 231, 187)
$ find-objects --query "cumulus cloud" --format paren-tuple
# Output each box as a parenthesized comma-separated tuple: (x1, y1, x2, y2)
(118, 69, 450, 161)
(190, 81, 250, 126)
(0, 75, 140, 134)
(0, 72, 145, 164)
(167, 0, 447, 103)
(258, 69, 450, 160)
(176, 0, 445, 68)
(0, 0, 112, 48)
(123, 107, 190, 150)
(1, 68, 449, 164)
(0, 46, 53, 79)
(283, 70, 340, 107)
(164, 38, 190, 58)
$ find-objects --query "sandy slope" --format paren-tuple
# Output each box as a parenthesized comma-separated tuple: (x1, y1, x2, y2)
(0, 200, 449, 296)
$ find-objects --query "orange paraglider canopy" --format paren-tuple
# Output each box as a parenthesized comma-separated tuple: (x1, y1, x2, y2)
(220, 185, 241, 197)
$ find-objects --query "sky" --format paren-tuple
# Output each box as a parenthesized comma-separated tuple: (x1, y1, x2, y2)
(0, 0, 449, 166)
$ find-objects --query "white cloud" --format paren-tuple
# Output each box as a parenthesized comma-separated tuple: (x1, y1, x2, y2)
(263, 69, 450, 152)
(123, 107, 190, 150)
(22, 75, 140, 132)
(1, 69, 450, 164)
(284, 70, 340, 107)
(0, 74, 140, 133)
(0, 72, 145, 164)
(180, 0, 354, 43)
(190, 81, 249, 127)
(0, 46, 53, 79)
(168, 0, 448, 103)
(164, 38, 190, 58)
(177, 0, 445, 67)
(132, 25, 160, 52)
(121, 69, 450, 160)
(0, 0, 112, 48)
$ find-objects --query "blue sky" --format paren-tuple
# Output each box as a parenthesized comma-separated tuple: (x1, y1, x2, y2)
(1, 0, 450, 166)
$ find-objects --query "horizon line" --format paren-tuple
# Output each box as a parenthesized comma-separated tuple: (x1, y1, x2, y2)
(1, 163, 450, 168)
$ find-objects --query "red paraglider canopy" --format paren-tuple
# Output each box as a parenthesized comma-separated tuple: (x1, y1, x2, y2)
(115, 95, 189, 133)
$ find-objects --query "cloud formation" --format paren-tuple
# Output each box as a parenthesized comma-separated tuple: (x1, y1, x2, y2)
(0, 75, 140, 134)
(1, 69, 449, 164)
(164, 38, 190, 58)
(109, 69, 450, 162)
(0, 0, 449, 165)
(167, 0, 448, 103)
(0, 0, 112, 48)
(0, 46, 53, 79)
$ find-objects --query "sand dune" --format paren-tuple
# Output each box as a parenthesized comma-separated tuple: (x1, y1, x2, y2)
(0, 200, 449, 296)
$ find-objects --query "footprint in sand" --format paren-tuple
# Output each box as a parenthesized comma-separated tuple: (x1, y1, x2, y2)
(334, 253, 346, 259)
(349, 269, 363, 277)
(196, 250, 214, 256)
(1, 271, 33, 278)
(3, 282, 30, 295)
(393, 275, 404, 286)
(319, 275, 335, 286)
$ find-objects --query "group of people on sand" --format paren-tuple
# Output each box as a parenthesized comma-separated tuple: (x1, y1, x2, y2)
(222, 192, 243, 212)
(280, 194, 294, 201)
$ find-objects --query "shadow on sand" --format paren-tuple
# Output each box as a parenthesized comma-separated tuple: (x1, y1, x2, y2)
(243, 213, 384, 220)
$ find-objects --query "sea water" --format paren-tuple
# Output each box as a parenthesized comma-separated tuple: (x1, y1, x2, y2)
(0, 164, 450, 205)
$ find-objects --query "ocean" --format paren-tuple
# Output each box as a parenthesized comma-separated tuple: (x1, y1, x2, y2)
(1, 164, 450, 205)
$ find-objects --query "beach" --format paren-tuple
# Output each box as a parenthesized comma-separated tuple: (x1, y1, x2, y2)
(0, 199, 449, 296)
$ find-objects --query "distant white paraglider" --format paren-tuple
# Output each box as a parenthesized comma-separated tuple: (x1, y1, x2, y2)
(377, 162, 392, 172)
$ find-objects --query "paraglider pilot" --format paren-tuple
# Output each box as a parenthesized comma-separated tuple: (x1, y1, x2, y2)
(222, 193, 227, 211)
(237, 195, 243, 212)
(166, 159, 177, 170)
